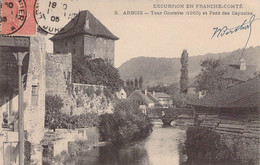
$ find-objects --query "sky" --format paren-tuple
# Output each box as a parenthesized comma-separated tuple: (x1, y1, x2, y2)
(45, 0, 260, 67)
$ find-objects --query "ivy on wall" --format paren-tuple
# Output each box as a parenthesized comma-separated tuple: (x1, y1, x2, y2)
(72, 56, 124, 93)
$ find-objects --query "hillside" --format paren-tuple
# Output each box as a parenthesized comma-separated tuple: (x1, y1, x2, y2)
(118, 46, 260, 87)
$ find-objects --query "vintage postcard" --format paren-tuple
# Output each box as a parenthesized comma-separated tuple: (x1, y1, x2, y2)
(0, 0, 259, 165)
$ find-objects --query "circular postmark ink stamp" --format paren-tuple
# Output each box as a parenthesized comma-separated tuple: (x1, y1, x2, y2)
(0, 0, 27, 35)
(34, 0, 79, 35)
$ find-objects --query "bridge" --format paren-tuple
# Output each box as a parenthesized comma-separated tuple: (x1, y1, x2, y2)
(148, 108, 194, 126)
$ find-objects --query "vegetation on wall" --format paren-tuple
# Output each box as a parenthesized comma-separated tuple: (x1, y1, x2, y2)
(98, 100, 153, 144)
(72, 55, 124, 92)
(45, 95, 98, 131)
(45, 95, 64, 131)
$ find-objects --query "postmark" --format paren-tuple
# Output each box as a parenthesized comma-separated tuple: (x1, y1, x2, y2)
(34, 0, 79, 35)
(0, 0, 37, 36)
(0, 0, 27, 35)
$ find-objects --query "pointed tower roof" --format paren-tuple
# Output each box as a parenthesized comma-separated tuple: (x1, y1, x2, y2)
(50, 10, 119, 41)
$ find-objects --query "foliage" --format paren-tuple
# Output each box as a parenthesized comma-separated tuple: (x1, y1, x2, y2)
(180, 49, 189, 92)
(45, 95, 64, 131)
(45, 95, 98, 130)
(196, 58, 228, 94)
(139, 76, 143, 89)
(126, 80, 130, 86)
(103, 87, 113, 99)
(123, 86, 135, 97)
(72, 55, 124, 92)
(134, 78, 138, 88)
(95, 88, 102, 96)
(85, 86, 95, 97)
(68, 140, 93, 157)
(130, 80, 134, 87)
(98, 100, 153, 144)
(182, 126, 236, 164)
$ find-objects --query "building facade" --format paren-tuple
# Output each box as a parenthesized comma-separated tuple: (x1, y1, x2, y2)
(0, 30, 47, 164)
(50, 10, 119, 65)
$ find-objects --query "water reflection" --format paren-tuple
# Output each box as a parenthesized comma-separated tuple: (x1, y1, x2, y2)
(66, 125, 186, 165)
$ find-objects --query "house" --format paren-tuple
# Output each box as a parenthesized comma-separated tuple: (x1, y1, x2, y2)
(50, 10, 119, 66)
(147, 91, 173, 108)
(190, 77, 260, 137)
(127, 90, 155, 109)
(127, 90, 173, 113)
(0, 31, 47, 164)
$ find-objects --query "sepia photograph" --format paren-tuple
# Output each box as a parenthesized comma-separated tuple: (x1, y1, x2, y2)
(0, 0, 259, 164)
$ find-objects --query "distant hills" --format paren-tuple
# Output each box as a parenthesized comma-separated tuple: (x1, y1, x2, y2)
(118, 46, 260, 87)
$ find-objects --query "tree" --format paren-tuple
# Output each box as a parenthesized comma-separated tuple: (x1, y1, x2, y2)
(196, 58, 227, 94)
(98, 100, 152, 144)
(134, 78, 139, 88)
(45, 95, 64, 132)
(72, 56, 124, 92)
(139, 76, 143, 89)
(180, 49, 189, 92)
(130, 80, 134, 87)
(126, 80, 130, 86)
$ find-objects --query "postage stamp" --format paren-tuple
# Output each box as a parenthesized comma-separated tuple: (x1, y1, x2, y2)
(0, 0, 36, 35)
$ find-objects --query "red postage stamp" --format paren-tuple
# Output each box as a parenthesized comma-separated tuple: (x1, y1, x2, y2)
(0, 0, 36, 35)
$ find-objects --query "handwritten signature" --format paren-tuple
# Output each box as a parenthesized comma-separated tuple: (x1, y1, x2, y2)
(211, 14, 259, 57)
(211, 15, 259, 39)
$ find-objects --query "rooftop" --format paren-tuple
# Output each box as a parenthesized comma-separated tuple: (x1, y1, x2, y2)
(50, 10, 119, 41)
(127, 90, 154, 105)
(190, 77, 260, 108)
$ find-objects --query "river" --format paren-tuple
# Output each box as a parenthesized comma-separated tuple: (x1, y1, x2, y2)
(66, 124, 186, 165)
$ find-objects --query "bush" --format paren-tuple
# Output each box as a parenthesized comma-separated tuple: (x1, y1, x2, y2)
(85, 86, 95, 97)
(98, 100, 153, 144)
(182, 126, 235, 164)
(95, 88, 102, 96)
(103, 87, 113, 99)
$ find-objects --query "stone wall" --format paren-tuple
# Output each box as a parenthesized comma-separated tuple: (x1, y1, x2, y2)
(46, 54, 113, 115)
(221, 134, 260, 164)
(43, 127, 99, 157)
(84, 35, 115, 65)
(23, 30, 47, 165)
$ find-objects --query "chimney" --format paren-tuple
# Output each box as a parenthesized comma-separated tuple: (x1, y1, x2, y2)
(85, 19, 90, 29)
(145, 89, 147, 96)
(153, 91, 155, 95)
(240, 59, 246, 71)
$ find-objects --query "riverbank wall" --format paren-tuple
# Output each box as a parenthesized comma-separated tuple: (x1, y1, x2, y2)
(42, 127, 100, 159)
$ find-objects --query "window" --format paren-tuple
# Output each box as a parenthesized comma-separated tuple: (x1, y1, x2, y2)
(31, 85, 39, 106)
